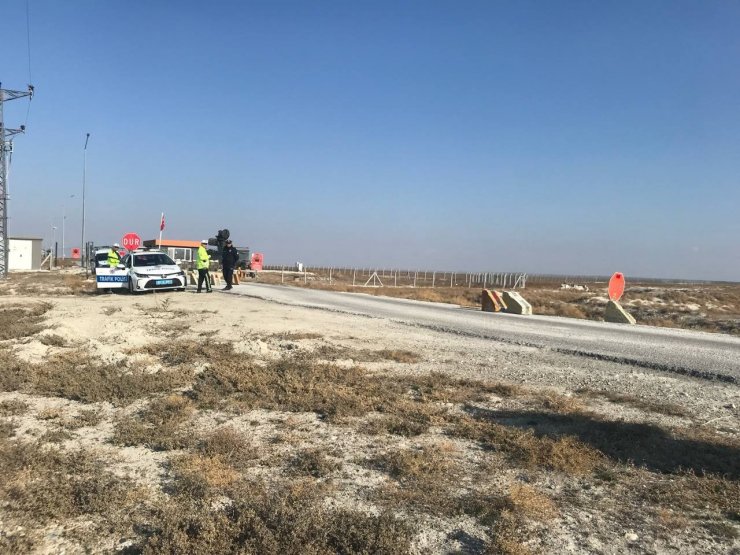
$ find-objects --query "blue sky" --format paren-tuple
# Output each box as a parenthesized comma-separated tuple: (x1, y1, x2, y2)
(2, 0, 739, 280)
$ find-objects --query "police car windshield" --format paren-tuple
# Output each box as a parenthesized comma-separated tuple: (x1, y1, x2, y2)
(132, 253, 175, 267)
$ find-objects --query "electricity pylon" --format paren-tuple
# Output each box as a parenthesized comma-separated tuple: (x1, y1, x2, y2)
(0, 83, 34, 278)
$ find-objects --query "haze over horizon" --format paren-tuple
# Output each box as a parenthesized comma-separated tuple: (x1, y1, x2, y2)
(2, 1, 738, 281)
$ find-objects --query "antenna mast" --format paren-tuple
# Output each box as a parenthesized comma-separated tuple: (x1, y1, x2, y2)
(0, 83, 34, 278)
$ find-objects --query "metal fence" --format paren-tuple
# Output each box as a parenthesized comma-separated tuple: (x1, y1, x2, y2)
(262, 266, 529, 289)
(260, 266, 723, 289)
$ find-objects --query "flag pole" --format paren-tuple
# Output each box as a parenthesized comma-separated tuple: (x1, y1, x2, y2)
(158, 212, 164, 249)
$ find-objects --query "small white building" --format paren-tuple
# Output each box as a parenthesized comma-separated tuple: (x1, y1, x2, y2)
(9, 237, 43, 270)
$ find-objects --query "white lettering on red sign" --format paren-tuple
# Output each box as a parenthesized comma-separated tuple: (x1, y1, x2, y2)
(122, 233, 142, 251)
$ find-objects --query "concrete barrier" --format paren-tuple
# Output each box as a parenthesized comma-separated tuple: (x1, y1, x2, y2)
(604, 300, 636, 324)
(481, 289, 506, 312)
(501, 291, 532, 315)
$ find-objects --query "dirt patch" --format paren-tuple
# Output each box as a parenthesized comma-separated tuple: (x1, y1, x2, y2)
(0, 275, 737, 553)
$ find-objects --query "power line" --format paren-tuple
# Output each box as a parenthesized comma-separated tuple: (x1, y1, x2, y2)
(24, 0, 34, 127)
(26, 0, 33, 84)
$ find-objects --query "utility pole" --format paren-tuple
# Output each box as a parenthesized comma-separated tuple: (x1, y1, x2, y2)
(81, 133, 89, 273)
(0, 83, 33, 279)
(62, 194, 74, 265)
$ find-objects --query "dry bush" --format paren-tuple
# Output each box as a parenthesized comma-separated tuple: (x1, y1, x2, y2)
(0, 302, 52, 340)
(0, 419, 18, 439)
(135, 481, 412, 554)
(39, 428, 73, 443)
(316, 344, 422, 363)
(60, 408, 104, 429)
(271, 331, 324, 340)
(506, 483, 558, 521)
(34, 352, 192, 406)
(195, 426, 259, 469)
(0, 399, 29, 416)
(404, 372, 524, 404)
(461, 404, 739, 479)
(460, 484, 557, 554)
(158, 321, 192, 337)
(361, 410, 434, 437)
(0, 349, 34, 392)
(39, 334, 68, 347)
(646, 471, 740, 516)
(287, 448, 342, 478)
(376, 349, 422, 363)
(575, 388, 688, 417)
(0, 438, 136, 524)
(451, 415, 603, 475)
(62, 274, 95, 295)
(537, 392, 588, 415)
(190, 352, 391, 420)
(0, 349, 193, 406)
(370, 445, 455, 485)
(112, 394, 196, 450)
(169, 453, 242, 498)
(141, 339, 241, 367)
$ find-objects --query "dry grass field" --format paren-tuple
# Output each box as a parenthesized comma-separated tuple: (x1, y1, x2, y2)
(257, 270, 740, 336)
(0, 271, 737, 553)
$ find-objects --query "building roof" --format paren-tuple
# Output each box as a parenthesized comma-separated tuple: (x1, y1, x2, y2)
(9, 236, 44, 241)
(143, 239, 202, 248)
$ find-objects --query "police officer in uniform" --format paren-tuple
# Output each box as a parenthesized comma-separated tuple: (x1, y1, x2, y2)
(107, 243, 121, 269)
(221, 239, 239, 290)
(196, 240, 212, 293)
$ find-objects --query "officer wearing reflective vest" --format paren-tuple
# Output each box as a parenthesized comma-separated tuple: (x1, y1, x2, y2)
(196, 240, 212, 293)
(107, 243, 121, 269)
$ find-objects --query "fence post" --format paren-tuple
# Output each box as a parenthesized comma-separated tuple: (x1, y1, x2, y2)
(281, 266, 284, 284)
(352, 269, 356, 286)
(450, 273, 453, 287)
(394, 270, 397, 287)
(413, 271, 417, 288)
(432, 272, 436, 288)
(304, 268, 307, 284)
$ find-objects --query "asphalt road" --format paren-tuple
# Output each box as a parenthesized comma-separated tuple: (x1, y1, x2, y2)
(229, 283, 740, 384)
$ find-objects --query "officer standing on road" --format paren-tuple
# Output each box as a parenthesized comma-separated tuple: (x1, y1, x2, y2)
(107, 243, 121, 269)
(196, 240, 212, 293)
(221, 239, 239, 291)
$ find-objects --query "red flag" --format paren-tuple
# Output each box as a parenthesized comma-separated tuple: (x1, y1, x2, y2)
(160, 213, 165, 231)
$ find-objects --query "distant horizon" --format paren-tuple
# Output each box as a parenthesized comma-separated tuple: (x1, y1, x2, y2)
(3, 1, 739, 282)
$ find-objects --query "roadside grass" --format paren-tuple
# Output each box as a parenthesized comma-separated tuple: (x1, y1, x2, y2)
(59, 408, 104, 429)
(0, 272, 94, 296)
(286, 447, 342, 478)
(451, 412, 605, 475)
(0, 302, 52, 340)
(0, 348, 193, 406)
(0, 398, 29, 416)
(574, 387, 688, 417)
(112, 394, 196, 450)
(270, 331, 324, 340)
(1, 311, 737, 553)
(0, 419, 18, 438)
(315, 344, 422, 363)
(134, 480, 413, 554)
(0, 437, 141, 540)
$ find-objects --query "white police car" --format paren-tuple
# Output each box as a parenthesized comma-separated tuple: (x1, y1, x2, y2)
(115, 249, 187, 293)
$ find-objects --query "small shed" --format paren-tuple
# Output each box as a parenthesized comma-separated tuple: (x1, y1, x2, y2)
(142, 239, 202, 264)
(9, 237, 43, 270)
